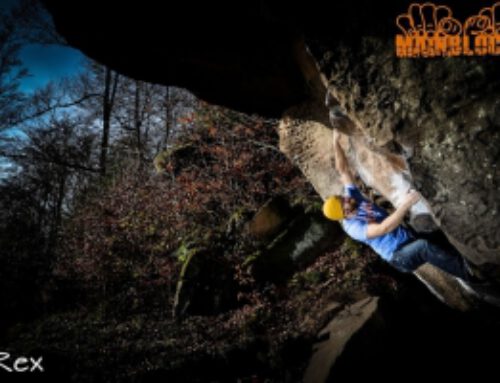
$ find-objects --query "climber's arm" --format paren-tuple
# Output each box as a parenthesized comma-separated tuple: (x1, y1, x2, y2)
(366, 190, 421, 238)
(333, 130, 355, 185)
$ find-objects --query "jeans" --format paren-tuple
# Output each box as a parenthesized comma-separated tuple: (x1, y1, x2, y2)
(389, 239, 471, 281)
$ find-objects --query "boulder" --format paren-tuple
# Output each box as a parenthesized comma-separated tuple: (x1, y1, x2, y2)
(279, 92, 500, 310)
(303, 297, 382, 383)
(303, 291, 500, 381)
(249, 212, 342, 283)
(309, 37, 500, 267)
(246, 196, 295, 241)
(172, 244, 237, 319)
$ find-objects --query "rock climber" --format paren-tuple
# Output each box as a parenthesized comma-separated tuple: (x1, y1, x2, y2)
(322, 129, 482, 284)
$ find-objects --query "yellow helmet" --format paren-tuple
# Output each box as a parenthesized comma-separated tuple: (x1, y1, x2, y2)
(323, 196, 344, 221)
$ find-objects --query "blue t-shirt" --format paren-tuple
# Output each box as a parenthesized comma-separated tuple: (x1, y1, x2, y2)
(341, 184, 413, 261)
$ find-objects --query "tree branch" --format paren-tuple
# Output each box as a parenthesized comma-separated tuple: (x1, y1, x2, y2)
(11, 93, 100, 126)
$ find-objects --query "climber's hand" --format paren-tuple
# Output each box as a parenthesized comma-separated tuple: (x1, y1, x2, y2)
(402, 189, 421, 208)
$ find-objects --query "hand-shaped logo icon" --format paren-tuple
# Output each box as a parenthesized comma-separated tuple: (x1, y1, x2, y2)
(397, 3, 462, 37)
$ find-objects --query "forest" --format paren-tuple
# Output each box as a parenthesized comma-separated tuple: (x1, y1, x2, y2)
(0, 2, 364, 380)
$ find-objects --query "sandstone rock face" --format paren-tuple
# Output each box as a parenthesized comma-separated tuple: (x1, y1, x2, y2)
(277, 32, 500, 307)
(278, 103, 343, 199)
(279, 103, 432, 223)
(278, 47, 499, 306)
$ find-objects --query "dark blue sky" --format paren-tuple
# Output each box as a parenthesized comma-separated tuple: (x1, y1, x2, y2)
(1, 0, 87, 93)
(19, 44, 86, 92)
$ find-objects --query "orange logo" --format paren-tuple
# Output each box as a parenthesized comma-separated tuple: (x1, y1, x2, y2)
(396, 2, 500, 57)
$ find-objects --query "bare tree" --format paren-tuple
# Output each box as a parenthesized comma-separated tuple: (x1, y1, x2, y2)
(99, 67, 119, 176)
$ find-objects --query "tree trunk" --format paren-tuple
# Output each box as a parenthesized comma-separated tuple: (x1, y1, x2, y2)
(99, 68, 119, 176)
(164, 87, 171, 147)
(134, 80, 143, 163)
(47, 170, 66, 254)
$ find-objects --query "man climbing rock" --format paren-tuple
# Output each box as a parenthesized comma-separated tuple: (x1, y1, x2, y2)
(323, 129, 482, 285)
